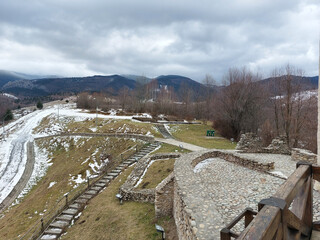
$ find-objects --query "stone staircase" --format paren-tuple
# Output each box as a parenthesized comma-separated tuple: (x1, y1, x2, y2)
(39, 142, 160, 240)
(156, 124, 173, 139)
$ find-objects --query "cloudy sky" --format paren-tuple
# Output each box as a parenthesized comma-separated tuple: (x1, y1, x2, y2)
(0, 0, 319, 82)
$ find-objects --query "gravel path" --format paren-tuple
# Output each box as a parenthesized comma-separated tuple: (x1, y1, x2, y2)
(155, 137, 206, 151)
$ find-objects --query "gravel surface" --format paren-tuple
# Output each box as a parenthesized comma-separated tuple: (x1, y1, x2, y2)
(175, 150, 320, 239)
(235, 153, 295, 178)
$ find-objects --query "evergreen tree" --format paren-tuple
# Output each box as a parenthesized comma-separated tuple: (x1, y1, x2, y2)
(37, 100, 43, 109)
(4, 109, 13, 121)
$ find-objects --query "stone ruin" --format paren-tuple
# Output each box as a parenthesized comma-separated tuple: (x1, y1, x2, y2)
(291, 148, 317, 164)
(265, 136, 291, 155)
(236, 132, 263, 152)
(236, 133, 291, 155)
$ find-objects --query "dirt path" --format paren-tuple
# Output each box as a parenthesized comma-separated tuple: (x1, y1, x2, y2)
(0, 141, 35, 212)
(155, 137, 206, 151)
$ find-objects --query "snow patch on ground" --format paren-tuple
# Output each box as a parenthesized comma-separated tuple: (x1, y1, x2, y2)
(194, 158, 216, 173)
(70, 174, 86, 189)
(134, 158, 168, 188)
(13, 144, 51, 205)
(48, 181, 57, 189)
(269, 171, 288, 179)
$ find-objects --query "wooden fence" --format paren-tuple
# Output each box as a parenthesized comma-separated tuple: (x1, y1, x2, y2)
(221, 162, 320, 240)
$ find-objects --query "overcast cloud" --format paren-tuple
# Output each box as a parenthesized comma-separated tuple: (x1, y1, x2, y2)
(0, 0, 319, 82)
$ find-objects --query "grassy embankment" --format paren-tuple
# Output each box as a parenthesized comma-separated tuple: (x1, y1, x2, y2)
(64, 118, 163, 138)
(168, 123, 236, 149)
(0, 116, 143, 239)
(61, 166, 177, 240)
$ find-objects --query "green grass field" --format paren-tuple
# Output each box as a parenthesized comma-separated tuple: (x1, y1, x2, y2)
(151, 143, 191, 155)
(168, 124, 236, 149)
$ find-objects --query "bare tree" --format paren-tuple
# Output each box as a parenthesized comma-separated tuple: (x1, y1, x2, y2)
(213, 67, 265, 140)
(202, 74, 216, 121)
(270, 64, 310, 147)
(118, 87, 130, 110)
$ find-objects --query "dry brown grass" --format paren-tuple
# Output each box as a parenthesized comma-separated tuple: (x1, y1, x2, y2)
(61, 166, 176, 240)
(136, 158, 176, 189)
(0, 137, 137, 239)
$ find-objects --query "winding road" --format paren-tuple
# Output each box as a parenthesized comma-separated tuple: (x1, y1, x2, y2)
(0, 109, 55, 210)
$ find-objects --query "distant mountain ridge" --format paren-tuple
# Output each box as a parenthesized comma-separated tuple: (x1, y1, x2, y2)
(0, 70, 59, 88)
(0, 70, 318, 98)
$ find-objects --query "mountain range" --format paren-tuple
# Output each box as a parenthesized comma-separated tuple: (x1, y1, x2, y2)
(0, 70, 318, 98)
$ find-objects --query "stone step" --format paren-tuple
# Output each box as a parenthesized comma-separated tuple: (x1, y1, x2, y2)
(85, 189, 98, 196)
(95, 182, 106, 188)
(103, 175, 113, 180)
(74, 198, 88, 205)
(44, 228, 63, 235)
(111, 169, 121, 173)
(99, 177, 110, 182)
(118, 164, 126, 168)
(107, 172, 119, 177)
(49, 220, 69, 229)
(62, 208, 79, 216)
(91, 186, 102, 192)
(56, 214, 73, 222)
(80, 194, 94, 200)
(123, 161, 132, 165)
(40, 234, 59, 240)
(69, 203, 82, 210)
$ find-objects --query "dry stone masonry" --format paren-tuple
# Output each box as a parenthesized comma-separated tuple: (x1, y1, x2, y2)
(291, 148, 317, 164)
(237, 133, 291, 155)
(119, 153, 180, 203)
(172, 149, 320, 239)
(236, 133, 262, 152)
(155, 172, 175, 218)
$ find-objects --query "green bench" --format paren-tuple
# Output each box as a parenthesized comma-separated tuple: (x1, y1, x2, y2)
(206, 130, 215, 137)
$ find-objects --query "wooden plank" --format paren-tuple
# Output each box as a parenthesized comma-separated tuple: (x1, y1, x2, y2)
(284, 209, 310, 237)
(291, 176, 311, 219)
(273, 165, 311, 205)
(312, 165, 320, 182)
(238, 206, 281, 240)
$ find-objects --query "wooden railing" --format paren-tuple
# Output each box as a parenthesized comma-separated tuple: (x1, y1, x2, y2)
(221, 161, 320, 240)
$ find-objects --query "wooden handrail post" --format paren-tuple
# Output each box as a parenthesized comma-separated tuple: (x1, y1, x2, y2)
(244, 208, 254, 227)
(220, 228, 231, 240)
(65, 194, 68, 206)
(41, 218, 44, 232)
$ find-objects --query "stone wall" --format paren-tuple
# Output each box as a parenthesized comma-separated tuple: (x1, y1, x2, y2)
(265, 136, 291, 155)
(173, 181, 197, 240)
(291, 148, 317, 164)
(236, 133, 291, 155)
(119, 153, 180, 203)
(191, 150, 274, 171)
(155, 172, 175, 218)
(236, 133, 263, 152)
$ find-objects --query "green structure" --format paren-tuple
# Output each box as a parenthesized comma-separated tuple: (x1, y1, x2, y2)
(206, 130, 215, 137)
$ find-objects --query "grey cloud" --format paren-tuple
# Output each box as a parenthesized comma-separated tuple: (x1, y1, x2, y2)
(0, 0, 318, 81)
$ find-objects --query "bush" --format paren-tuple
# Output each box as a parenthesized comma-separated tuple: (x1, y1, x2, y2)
(36, 101, 43, 109)
(3, 109, 13, 121)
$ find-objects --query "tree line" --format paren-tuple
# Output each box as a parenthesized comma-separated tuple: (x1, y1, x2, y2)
(76, 64, 317, 153)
